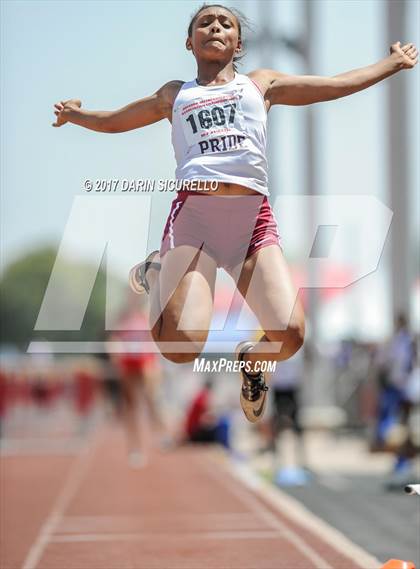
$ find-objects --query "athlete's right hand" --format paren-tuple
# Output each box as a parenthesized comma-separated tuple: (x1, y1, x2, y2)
(52, 99, 82, 127)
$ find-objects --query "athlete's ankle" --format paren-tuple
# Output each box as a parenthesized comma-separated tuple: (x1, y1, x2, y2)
(242, 351, 260, 376)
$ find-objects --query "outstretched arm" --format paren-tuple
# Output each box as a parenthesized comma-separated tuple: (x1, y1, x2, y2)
(251, 42, 417, 108)
(52, 81, 183, 132)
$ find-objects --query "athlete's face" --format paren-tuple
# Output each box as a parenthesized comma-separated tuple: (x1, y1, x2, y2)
(187, 8, 242, 64)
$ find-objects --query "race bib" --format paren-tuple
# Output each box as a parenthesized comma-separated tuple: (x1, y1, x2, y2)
(180, 89, 246, 151)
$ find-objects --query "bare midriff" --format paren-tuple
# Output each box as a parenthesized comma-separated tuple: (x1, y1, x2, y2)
(180, 181, 260, 196)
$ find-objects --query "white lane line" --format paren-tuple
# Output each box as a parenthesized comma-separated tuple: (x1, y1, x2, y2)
(227, 458, 381, 569)
(197, 456, 333, 569)
(1, 438, 84, 457)
(21, 433, 99, 569)
(58, 513, 258, 524)
(50, 531, 282, 543)
(56, 512, 260, 534)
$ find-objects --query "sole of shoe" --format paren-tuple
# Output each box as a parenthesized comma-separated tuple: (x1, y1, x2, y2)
(240, 388, 268, 423)
(128, 251, 159, 295)
(235, 341, 268, 423)
(128, 262, 146, 294)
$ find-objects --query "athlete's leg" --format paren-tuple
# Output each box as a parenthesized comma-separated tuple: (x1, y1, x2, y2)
(120, 374, 141, 454)
(147, 245, 217, 364)
(230, 244, 305, 372)
(141, 363, 171, 446)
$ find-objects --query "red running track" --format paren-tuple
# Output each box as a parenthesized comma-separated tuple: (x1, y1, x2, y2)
(1, 427, 380, 569)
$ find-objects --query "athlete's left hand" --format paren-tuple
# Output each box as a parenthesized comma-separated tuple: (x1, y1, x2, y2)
(390, 41, 418, 69)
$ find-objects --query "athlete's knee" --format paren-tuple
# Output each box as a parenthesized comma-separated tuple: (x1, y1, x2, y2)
(267, 319, 305, 356)
(287, 320, 305, 353)
(158, 332, 206, 364)
(161, 349, 202, 364)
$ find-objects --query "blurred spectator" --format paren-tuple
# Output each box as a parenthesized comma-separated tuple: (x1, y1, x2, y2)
(181, 377, 229, 447)
(73, 360, 99, 435)
(111, 299, 171, 468)
(184, 378, 218, 443)
(97, 350, 122, 419)
(268, 349, 307, 469)
(0, 369, 7, 437)
(333, 339, 376, 429)
(31, 375, 52, 409)
(374, 313, 414, 451)
(385, 339, 420, 490)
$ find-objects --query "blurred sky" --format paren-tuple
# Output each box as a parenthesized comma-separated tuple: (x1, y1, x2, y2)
(1, 0, 419, 340)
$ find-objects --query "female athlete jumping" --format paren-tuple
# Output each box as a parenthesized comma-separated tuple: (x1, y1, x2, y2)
(53, 4, 417, 423)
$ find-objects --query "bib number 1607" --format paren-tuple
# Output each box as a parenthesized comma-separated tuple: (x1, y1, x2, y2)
(186, 103, 237, 133)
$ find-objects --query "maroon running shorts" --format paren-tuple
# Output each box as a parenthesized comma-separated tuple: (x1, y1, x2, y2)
(160, 191, 282, 272)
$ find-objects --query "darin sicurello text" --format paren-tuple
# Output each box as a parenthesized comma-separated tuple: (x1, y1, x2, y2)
(84, 179, 219, 192)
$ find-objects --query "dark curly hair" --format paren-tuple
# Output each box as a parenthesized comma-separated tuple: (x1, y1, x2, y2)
(187, 3, 251, 71)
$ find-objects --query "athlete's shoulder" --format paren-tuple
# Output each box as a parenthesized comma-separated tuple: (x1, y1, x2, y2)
(247, 69, 292, 111)
(246, 70, 280, 112)
(158, 80, 185, 105)
(246, 69, 280, 97)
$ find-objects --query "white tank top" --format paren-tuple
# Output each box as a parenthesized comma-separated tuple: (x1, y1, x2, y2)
(171, 73, 269, 195)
